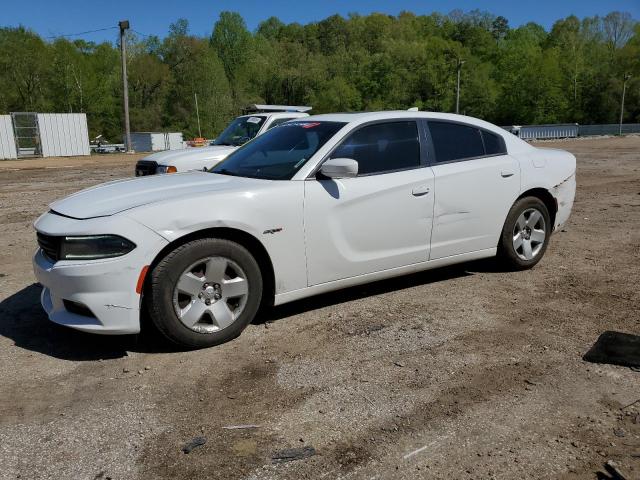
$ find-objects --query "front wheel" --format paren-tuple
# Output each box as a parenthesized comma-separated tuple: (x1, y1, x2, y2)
(498, 196, 551, 270)
(146, 238, 263, 349)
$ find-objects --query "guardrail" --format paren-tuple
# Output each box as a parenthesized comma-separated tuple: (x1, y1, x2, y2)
(502, 123, 640, 140)
(578, 124, 640, 136)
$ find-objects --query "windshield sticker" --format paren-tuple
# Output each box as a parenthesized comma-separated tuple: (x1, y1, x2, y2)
(283, 121, 321, 129)
(247, 117, 262, 124)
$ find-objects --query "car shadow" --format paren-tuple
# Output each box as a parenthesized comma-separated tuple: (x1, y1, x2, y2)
(0, 258, 505, 360)
(0, 283, 176, 361)
(318, 179, 340, 199)
(258, 257, 502, 324)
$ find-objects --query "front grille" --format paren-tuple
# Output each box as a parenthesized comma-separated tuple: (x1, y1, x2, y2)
(37, 232, 61, 262)
(135, 160, 158, 176)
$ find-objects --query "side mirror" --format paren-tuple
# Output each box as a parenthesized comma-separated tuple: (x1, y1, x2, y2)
(319, 158, 358, 179)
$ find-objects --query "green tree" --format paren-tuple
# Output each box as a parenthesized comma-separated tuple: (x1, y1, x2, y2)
(0, 27, 51, 111)
(491, 16, 509, 41)
(310, 76, 361, 112)
(163, 19, 233, 137)
(0, 9, 638, 141)
(210, 11, 251, 103)
(602, 11, 636, 51)
(49, 38, 87, 113)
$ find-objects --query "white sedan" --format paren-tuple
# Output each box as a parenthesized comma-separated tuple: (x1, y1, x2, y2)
(33, 111, 576, 348)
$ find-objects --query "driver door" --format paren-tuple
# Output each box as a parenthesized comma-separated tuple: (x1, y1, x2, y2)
(303, 121, 434, 286)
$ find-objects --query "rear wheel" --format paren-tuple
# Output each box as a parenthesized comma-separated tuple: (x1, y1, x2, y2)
(498, 196, 551, 270)
(146, 238, 262, 349)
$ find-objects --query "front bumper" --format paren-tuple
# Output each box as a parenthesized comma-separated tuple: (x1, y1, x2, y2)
(34, 249, 142, 334)
(135, 159, 158, 176)
(33, 211, 169, 335)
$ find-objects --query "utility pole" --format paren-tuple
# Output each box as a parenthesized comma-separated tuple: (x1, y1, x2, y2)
(456, 59, 465, 114)
(194, 93, 202, 138)
(119, 20, 132, 152)
(619, 73, 631, 136)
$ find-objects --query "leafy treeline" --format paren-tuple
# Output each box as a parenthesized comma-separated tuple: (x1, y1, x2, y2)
(0, 10, 638, 141)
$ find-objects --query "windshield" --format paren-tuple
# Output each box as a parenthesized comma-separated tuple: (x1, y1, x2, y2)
(213, 116, 266, 147)
(210, 121, 346, 180)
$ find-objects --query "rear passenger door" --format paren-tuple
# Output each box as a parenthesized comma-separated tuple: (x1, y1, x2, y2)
(426, 121, 520, 259)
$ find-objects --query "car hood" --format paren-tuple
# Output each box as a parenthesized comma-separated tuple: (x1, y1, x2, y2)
(142, 145, 237, 164)
(50, 172, 265, 219)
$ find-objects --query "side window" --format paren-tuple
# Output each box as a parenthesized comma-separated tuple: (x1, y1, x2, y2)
(331, 121, 420, 176)
(481, 130, 506, 155)
(266, 117, 294, 130)
(428, 121, 484, 163)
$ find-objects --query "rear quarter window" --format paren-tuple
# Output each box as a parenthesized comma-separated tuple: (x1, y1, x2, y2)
(482, 130, 507, 155)
(428, 121, 507, 163)
(428, 121, 484, 162)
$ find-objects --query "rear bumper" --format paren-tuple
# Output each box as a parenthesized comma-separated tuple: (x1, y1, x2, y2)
(552, 173, 576, 231)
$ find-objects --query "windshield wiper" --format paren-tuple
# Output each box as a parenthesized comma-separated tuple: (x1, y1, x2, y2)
(214, 168, 241, 177)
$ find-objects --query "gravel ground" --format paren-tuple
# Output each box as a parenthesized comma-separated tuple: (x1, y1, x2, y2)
(0, 138, 639, 480)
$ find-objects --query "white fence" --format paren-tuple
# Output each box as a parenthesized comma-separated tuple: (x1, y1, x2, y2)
(0, 112, 90, 159)
(0, 115, 17, 159)
(37, 113, 90, 157)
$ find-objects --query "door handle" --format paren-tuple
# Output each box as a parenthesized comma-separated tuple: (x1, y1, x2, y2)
(412, 186, 430, 196)
(500, 170, 515, 178)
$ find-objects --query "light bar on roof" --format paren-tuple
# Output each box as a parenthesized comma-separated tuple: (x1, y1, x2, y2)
(246, 104, 313, 113)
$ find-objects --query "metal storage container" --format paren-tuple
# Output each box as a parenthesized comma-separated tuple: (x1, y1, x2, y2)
(0, 115, 17, 159)
(37, 113, 90, 157)
(129, 132, 184, 152)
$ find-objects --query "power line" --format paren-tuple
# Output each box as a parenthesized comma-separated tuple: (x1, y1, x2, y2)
(132, 29, 155, 38)
(45, 26, 118, 39)
(43, 26, 156, 41)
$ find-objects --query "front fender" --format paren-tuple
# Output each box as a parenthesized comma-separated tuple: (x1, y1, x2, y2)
(123, 182, 307, 295)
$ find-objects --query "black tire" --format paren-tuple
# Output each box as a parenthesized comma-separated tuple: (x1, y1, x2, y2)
(146, 238, 263, 349)
(498, 196, 551, 270)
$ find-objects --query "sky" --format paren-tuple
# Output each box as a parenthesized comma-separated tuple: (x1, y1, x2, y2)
(3, 0, 639, 43)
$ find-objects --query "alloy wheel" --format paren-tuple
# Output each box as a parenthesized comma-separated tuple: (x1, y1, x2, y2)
(172, 256, 249, 333)
(512, 208, 546, 261)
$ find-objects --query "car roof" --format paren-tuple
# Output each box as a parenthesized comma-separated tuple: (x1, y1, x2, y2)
(306, 111, 534, 153)
(307, 111, 490, 127)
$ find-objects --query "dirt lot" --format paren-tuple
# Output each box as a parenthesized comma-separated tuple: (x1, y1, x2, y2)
(0, 139, 639, 480)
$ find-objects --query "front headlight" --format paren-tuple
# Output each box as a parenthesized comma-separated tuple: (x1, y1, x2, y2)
(59, 235, 136, 260)
(156, 165, 177, 174)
